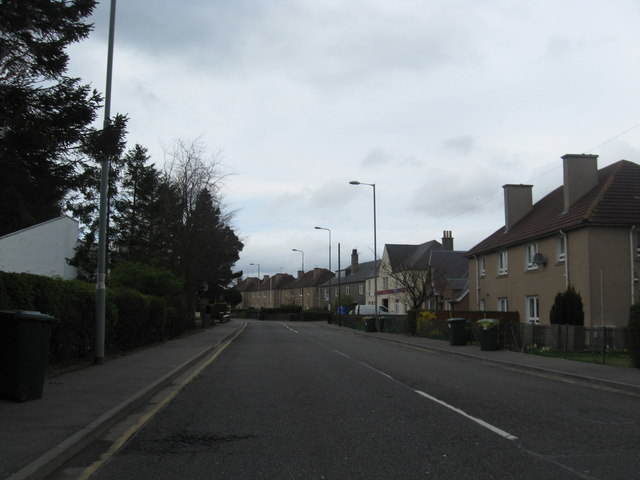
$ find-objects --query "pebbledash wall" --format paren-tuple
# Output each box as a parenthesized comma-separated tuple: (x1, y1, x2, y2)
(0, 216, 79, 280)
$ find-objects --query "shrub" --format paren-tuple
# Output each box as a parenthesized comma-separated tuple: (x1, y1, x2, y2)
(415, 310, 436, 336)
(550, 285, 584, 326)
(627, 304, 640, 368)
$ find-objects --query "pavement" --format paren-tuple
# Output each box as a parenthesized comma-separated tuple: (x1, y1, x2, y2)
(2, 319, 639, 480)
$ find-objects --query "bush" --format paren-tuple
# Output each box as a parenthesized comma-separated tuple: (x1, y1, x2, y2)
(415, 310, 436, 336)
(627, 304, 640, 368)
(550, 285, 584, 326)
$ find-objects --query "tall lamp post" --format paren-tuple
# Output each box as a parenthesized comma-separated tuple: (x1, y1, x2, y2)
(95, 0, 117, 365)
(292, 248, 304, 271)
(250, 263, 261, 317)
(349, 180, 378, 329)
(314, 226, 332, 272)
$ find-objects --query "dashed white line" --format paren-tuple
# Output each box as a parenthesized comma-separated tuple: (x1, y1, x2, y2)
(414, 389, 518, 441)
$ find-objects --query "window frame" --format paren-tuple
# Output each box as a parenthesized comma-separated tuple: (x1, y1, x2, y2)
(526, 296, 540, 324)
(498, 250, 508, 275)
(526, 242, 539, 270)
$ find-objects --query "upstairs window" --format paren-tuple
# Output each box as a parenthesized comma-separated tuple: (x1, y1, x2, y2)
(557, 236, 566, 263)
(526, 243, 539, 270)
(359, 284, 364, 295)
(479, 256, 486, 277)
(498, 251, 508, 275)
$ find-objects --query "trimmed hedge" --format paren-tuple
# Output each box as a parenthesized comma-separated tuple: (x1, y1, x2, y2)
(0, 271, 188, 364)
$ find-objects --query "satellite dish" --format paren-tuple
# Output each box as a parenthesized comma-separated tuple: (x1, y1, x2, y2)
(532, 253, 546, 266)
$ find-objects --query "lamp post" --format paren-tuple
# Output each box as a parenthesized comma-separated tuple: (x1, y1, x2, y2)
(95, 0, 117, 365)
(292, 248, 304, 271)
(349, 180, 378, 329)
(250, 263, 261, 317)
(314, 226, 332, 272)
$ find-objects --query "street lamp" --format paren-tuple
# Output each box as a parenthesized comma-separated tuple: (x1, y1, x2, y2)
(314, 226, 332, 272)
(349, 180, 378, 328)
(292, 248, 304, 271)
(250, 263, 261, 315)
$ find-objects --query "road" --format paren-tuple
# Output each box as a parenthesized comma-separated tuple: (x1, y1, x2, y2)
(72, 321, 640, 479)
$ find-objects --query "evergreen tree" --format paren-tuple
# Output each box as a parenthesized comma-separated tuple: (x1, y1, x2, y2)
(549, 285, 585, 326)
(111, 144, 164, 264)
(0, 0, 101, 235)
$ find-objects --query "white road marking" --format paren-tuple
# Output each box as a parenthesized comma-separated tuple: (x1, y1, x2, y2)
(414, 389, 518, 441)
(279, 323, 299, 334)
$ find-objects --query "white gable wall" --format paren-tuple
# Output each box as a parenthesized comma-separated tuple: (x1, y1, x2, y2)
(0, 216, 79, 280)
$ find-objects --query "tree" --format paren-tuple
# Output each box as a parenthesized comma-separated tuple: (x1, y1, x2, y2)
(111, 144, 164, 264)
(549, 285, 584, 326)
(67, 115, 129, 280)
(382, 262, 445, 311)
(0, 0, 101, 235)
(160, 138, 243, 310)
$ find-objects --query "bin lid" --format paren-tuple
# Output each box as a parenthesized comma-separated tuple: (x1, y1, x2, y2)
(0, 310, 59, 323)
(447, 317, 466, 323)
(477, 318, 499, 328)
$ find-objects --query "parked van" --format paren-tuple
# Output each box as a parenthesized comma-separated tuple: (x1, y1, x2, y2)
(351, 304, 393, 315)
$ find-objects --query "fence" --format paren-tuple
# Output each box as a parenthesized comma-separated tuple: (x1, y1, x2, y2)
(507, 323, 628, 354)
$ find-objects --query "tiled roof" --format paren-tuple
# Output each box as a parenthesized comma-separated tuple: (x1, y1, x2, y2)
(467, 160, 640, 256)
(322, 260, 378, 287)
(386, 240, 442, 271)
(285, 268, 334, 289)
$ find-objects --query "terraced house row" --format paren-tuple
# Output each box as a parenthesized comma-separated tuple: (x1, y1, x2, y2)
(235, 154, 640, 327)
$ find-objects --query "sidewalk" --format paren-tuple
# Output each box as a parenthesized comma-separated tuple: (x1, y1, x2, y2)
(339, 325, 640, 395)
(0, 319, 246, 480)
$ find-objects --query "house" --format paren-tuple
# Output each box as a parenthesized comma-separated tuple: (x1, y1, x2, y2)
(0, 216, 79, 280)
(280, 268, 334, 310)
(320, 249, 378, 311)
(235, 273, 295, 309)
(466, 154, 640, 327)
(378, 231, 469, 313)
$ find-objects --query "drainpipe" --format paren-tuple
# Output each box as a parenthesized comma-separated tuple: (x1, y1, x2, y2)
(630, 226, 637, 304)
(560, 230, 569, 288)
(473, 255, 481, 310)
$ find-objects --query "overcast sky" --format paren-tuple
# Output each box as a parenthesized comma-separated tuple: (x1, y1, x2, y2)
(67, 0, 640, 278)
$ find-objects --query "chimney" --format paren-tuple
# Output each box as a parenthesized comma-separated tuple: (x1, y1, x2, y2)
(503, 184, 533, 232)
(297, 270, 304, 279)
(441, 230, 454, 251)
(562, 154, 598, 211)
(351, 249, 359, 273)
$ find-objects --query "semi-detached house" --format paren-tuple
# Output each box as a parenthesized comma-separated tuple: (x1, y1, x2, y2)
(467, 154, 640, 327)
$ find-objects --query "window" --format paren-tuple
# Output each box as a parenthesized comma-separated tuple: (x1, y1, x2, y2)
(557, 236, 566, 263)
(498, 251, 508, 275)
(383, 277, 389, 289)
(334, 287, 339, 297)
(526, 243, 538, 270)
(358, 284, 364, 295)
(479, 256, 486, 277)
(498, 298, 508, 312)
(298, 288, 303, 297)
(526, 296, 540, 324)
(345, 285, 350, 295)
(324, 288, 329, 300)
(479, 298, 486, 311)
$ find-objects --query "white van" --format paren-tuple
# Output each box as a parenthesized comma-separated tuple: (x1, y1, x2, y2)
(351, 304, 393, 315)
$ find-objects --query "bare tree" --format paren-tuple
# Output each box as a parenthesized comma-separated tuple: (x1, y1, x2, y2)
(382, 262, 446, 311)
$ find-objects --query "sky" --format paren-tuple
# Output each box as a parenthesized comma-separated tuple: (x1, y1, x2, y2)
(67, 0, 640, 279)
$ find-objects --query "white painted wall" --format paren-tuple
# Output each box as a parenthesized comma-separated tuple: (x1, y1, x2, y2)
(0, 216, 79, 280)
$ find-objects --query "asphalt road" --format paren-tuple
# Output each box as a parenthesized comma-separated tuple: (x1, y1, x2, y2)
(83, 321, 639, 479)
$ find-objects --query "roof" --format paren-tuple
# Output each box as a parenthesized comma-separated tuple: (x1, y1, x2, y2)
(322, 259, 379, 287)
(467, 160, 640, 256)
(385, 240, 442, 271)
(284, 268, 334, 289)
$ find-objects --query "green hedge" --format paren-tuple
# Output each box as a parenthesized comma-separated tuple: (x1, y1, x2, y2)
(0, 271, 189, 364)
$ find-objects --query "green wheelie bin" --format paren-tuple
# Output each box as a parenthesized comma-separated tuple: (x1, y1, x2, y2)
(478, 319, 500, 351)
(447, 318, 467, 346)
(0, 310, 59, 402)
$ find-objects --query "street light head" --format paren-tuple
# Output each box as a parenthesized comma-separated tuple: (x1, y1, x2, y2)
(314, 226, 321, 229)
(349, 180, 360, 185)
